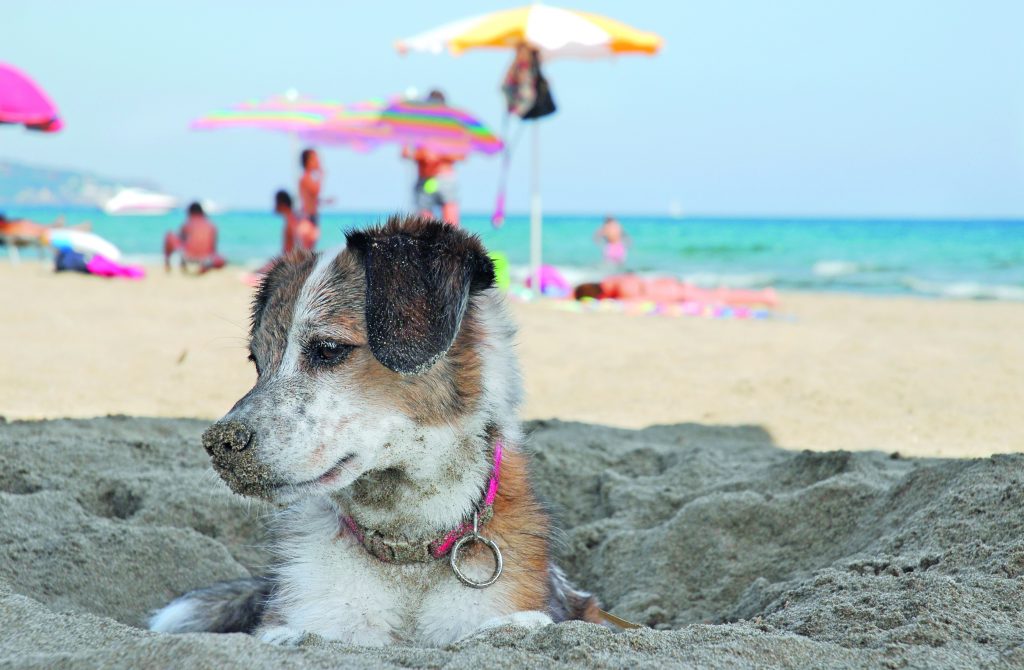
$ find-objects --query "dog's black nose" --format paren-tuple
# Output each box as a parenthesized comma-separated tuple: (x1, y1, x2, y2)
(203, 420, 254, 456)
(201, 420, 276, 499)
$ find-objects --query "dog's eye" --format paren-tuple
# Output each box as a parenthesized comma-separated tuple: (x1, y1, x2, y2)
(308, 340, 353, 368)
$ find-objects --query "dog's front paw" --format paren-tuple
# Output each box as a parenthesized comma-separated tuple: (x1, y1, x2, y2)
(470, 610, 553, 638)
(255, 624, 307, 647)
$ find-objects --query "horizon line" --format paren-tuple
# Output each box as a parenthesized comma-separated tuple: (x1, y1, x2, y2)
(5, 204, 1024, 224)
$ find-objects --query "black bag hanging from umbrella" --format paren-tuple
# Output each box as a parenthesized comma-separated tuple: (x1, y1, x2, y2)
(494, 47, 556, 226)
(521, 50, 556, 120)
(501, 46, 556, 121)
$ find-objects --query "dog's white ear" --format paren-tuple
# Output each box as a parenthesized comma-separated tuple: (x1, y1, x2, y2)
(346, 216, 494, 375)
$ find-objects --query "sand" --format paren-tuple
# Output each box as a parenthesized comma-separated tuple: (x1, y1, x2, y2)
(2, 262, 1023, 457)
(3, 416, 1024, 669)
(1, 261, 1023, 667)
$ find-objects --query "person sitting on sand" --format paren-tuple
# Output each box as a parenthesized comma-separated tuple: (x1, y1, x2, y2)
(594, 215, 630, 266)
(274, 190, 319, 254)
(401, 90, 466, 227)
(163, 202, 226, 274)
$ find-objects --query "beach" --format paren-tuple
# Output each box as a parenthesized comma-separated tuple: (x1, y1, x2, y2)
(2, 262, 1021, 457)
(6, 2, 1024, 666)
(2, 261, 1024, 668)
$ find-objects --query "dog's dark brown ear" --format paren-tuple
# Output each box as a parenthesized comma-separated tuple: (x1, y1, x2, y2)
(346, 216, 495, 375)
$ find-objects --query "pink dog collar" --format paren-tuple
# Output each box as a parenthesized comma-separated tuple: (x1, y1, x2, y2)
(339, 441, 503, 565)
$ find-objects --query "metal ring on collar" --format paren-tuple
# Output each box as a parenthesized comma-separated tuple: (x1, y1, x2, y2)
(450, 531, 503, 589)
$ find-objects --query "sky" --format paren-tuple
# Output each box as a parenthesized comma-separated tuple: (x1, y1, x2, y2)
(4, 1, 1024, 217)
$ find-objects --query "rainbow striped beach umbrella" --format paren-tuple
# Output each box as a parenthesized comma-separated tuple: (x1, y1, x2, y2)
(300, 98, 393, 152)
(191, 93, 501, 157)
(191, 91, 398, 156)
(233, 94, 344, 115)
(377, 100, 503, 155)
(190, 92, 344, 134)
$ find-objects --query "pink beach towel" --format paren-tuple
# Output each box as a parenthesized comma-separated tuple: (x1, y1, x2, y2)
(86, 255, 145, 280)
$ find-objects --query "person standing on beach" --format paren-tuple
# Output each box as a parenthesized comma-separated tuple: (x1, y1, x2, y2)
(401, 90, 465, 227)
(595, 216, 629, 266)
(274, 190, 319, 254)
(298, 148, 325, 227)
(163, 202, 226, 273)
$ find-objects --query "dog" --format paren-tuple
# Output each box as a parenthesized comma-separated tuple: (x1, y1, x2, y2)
(148, 215, 604, 646)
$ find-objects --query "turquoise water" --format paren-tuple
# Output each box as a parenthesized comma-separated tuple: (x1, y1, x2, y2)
(11, 208, 1024, 300)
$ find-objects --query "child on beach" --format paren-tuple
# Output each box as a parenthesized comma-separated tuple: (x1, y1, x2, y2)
(274, 190, 319, 254)
(163, 202, 226, 274)
(595, 216, 630, 266)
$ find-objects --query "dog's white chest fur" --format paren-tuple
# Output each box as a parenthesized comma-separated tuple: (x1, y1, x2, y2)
(263, 498, 539, 646)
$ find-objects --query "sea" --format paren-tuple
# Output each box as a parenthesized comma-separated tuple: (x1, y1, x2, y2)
(10, 208, 1024, 301)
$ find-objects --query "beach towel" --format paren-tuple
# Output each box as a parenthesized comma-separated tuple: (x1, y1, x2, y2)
(86, 255, 145, 280)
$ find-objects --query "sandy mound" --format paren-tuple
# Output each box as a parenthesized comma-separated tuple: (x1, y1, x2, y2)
(1, 417, 1023, 668)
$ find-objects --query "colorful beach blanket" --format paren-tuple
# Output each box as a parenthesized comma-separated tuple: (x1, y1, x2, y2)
(508, 288, 778, 320)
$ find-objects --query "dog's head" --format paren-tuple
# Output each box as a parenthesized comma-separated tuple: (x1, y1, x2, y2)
(202, 215, 497, 503)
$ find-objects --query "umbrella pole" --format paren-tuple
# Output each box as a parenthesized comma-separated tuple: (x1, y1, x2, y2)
(529, 122, 542, 297)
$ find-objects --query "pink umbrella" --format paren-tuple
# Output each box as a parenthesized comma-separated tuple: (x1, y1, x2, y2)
(0, 63, 62, 132)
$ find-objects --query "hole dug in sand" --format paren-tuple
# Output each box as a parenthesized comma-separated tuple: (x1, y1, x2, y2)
(89, 481, 145, 520)
(1, 417, 1024, 669)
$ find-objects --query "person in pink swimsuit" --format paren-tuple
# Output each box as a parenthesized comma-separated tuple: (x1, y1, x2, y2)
(595, 215, 629, 266)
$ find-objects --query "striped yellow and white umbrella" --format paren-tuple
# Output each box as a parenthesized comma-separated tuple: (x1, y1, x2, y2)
(395, 3, 662, 59)
(397, 5, 661, 295)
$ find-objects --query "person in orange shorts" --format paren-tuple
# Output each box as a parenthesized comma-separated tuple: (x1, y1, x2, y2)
(401, 90, 466, 227)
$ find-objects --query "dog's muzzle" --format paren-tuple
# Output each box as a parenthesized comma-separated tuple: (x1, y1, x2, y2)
(202, 420, 278, 498)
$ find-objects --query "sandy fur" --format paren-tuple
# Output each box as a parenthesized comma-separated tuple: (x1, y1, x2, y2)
(149, 219, 581, 646)
(251, 287, 555, 645)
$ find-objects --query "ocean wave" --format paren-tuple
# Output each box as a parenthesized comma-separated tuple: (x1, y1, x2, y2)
(674, 243, 773, 257)
(812, 260, 862, 278)
(903, 277, 1024, 301)
(812, 260, 905, 278)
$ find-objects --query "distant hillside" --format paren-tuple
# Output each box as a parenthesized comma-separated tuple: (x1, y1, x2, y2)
(0, 160, 161, 208)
